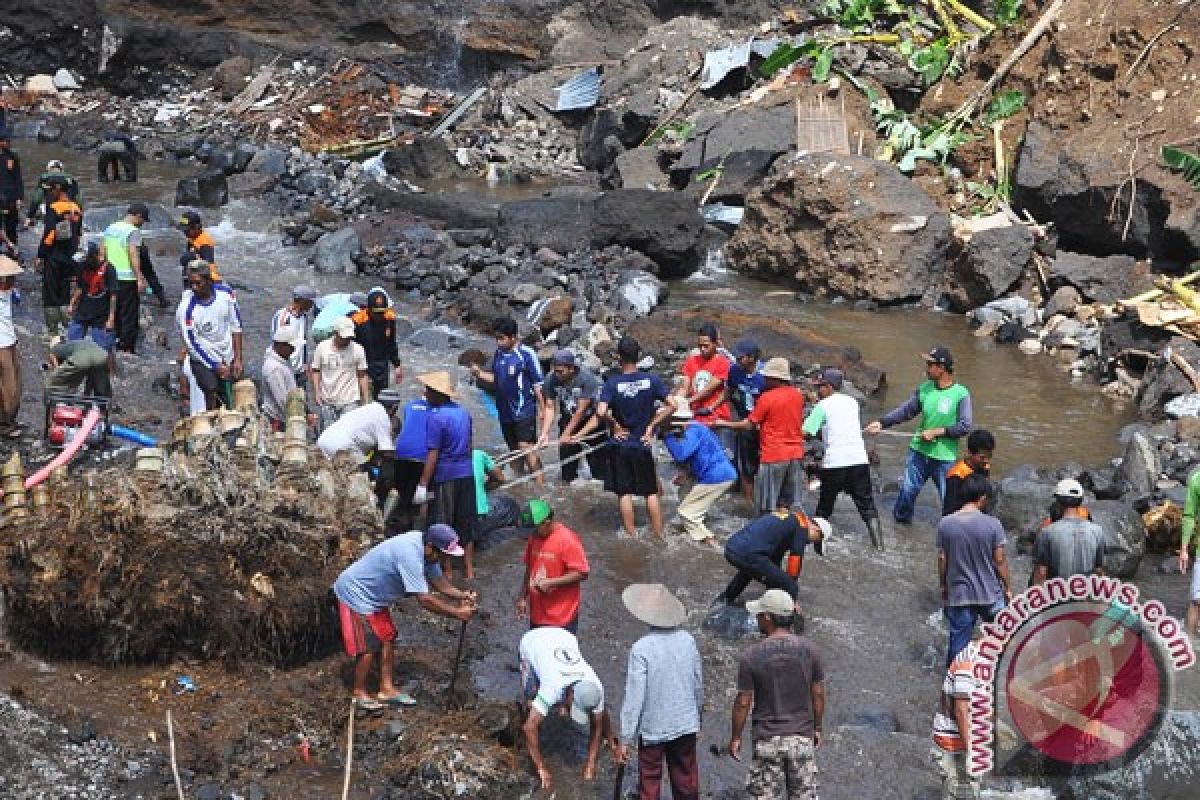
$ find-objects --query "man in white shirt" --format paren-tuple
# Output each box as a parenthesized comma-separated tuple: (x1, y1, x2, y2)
(802, 368, 884, 551)
(317, 387, 402, 464)
(176, 261, 242, 410)
(311, 315, 369, 432)
(519, 626, 615, 791)
(271, 284, 317, 388)
(0, 256, 22, 433)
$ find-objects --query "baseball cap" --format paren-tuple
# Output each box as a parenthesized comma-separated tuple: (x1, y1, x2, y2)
(810, 516, 830, 555)
(1054, 479, 1084, 500)
(367, 289, 389, 310)
(127, 202, 150, 220)
(552, 349, 576, 367)
(46, 159, 64, 170)
(733, 339, 761, 358)
(520, 499, 553, 527)
(815, 368, 843, 390)
(569, 679, 603, 726)
(179, 210, 202, 228)
(922, 346, 953, 370)
(333, 316, 355, 338)
(745, 589, 796, 616)
(292, 284, 317, 301)
(425, 524, 465, 557)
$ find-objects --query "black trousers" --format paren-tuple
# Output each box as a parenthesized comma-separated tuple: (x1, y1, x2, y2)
(115, 280, 140, 353)
(139, 250, 167, 307)
(558, 419, 607, 483)
(0, 202, 17, 243)
(721, 548, 797, 603)
(98, 152, 137, 182)
(814, 463, 878, 522)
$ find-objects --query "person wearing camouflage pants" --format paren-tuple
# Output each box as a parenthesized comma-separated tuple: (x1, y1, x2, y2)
(728, 589, 825, 800)
(748, 734, 818, 799)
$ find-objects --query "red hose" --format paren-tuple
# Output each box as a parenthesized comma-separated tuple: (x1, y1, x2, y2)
(25, 408, 101, 489)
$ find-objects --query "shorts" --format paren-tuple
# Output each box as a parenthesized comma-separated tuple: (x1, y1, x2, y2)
(754, 459, 804, 513)
(189, 357, 221, 394)
(337, 601, 397, 658)
(604, 445, 658, 497)
(429, 474, 479, 545)
(1192, 562, 1200, 603)
(735, 429, 761, 480)
(501, 416, 538, 450)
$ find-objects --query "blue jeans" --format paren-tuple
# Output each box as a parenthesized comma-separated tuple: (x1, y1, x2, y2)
(67, 320, 116, 352)
(893, 449, 953, 523)
(944, 601, 1004, 668)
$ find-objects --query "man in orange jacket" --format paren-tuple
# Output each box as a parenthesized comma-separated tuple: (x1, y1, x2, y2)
(179, 211, 221, 286)
(36, 177, 82, 334)
(352, 288, 404, 399)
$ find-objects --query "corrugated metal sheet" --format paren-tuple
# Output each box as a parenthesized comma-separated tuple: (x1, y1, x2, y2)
(699, 39, 780, 90)
(555, 68, 602, 111)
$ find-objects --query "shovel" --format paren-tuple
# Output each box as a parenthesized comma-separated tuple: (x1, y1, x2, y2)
(445, 618, 469, 710)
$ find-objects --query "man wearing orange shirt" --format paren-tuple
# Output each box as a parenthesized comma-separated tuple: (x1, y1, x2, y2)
(516, 499, 589, 633)
(717, 357, 806, 513)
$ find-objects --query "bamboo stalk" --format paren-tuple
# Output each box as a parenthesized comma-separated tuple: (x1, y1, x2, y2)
(167, 711, 185, 800)
(1120, 270, 1200, 306)
(944, 0, 996, 34)
(341, 702, 355, 800)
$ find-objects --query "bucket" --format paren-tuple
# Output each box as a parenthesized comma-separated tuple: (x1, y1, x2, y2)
(29, 484, 51, 509)
(285, 388, 306, 420)
(3, 490, 26, 510)
(281, 441, 308, 465)
(232, 379, 257, 412)
(1, 451, 23, 478)
(2, 474, 24, 494)
(284, 416, 307, 443)
(135, 448, 165, 473)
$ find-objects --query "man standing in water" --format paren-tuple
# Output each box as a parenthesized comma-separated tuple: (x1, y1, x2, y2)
(865, 347, 972, 524)
(728, 589, 825, 800)
(103, 203, 150, 353)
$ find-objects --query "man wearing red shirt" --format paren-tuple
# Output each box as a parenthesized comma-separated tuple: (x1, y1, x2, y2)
(717, 357, 805, 513)
(680, 322, 731, 423)
(517, 499, 589, 632)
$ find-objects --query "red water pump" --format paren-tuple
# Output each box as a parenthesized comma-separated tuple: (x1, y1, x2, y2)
(47, 402, 105, 447)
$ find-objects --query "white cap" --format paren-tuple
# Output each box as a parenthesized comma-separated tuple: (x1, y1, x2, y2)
(1054, 479, 1084, 499)
(333, 316, 355, 338)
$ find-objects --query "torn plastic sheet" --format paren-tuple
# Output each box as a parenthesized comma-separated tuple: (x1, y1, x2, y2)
(700, 39, 780, 90)
(554, 68, 602, 111)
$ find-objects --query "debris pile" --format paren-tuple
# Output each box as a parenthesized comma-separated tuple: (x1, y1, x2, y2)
(0, 410, 380, 666)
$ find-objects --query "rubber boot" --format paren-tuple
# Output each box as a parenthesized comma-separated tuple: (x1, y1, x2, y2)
(866, 516, 886, 552)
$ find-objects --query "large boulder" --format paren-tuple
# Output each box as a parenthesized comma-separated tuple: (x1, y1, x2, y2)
(365, 183, 501, 229)
(1013, 122, 1173, 260)
(1118, 431, 1160, 498)
(247, 146, 288, 178)
(226, 172, 277, 198)
(942, 225, 1034, 311)
(311, 228, 362, 274)
(613, 147, 668, 190)
(728, 154, 951, 304)
(211, 55, 253, 101)
(992, 465, 1058, 541)
(686, 149, 784, 204)
(675, 104, 794, 174)
(381, 137, 462, 182)
(1049, 251, 1151, 305)
(495, 192, 599, 254)
(590, 189, 706, 279)
(175, 170, 228, 208)
(1088, 500, 1147, 579)
(1138, 336, 1200, 416)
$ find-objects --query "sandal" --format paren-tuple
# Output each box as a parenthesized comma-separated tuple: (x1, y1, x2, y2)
(353, 697, 385, 713)
(377, 692, 417, 707)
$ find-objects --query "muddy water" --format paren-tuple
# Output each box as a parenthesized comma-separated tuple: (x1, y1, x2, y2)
(7, 146, 1197, 799)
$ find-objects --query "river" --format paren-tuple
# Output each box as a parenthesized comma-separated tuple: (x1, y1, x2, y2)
(7, 140, 1197, 799)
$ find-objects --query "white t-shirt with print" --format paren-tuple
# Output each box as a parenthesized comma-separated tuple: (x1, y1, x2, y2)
(519, 627, 604, 717)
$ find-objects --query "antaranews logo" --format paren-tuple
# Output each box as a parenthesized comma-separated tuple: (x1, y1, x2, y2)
(967, 575, 1195, 777)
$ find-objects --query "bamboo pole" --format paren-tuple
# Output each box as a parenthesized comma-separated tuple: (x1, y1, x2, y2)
(167, 711, 185, 800)
(341, 702, 355, 800)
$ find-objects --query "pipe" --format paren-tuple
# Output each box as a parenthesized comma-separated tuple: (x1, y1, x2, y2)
(25, 408, 101, 489)
(111, 424, 157, 447)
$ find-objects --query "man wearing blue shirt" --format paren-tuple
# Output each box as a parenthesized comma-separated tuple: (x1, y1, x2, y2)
(717, 339, 765, 503)
(414, 370, 480, 579)
(471, 317, 545, 486)
(664, 400, 736, 547)
(333, 525, 476, 710)
(597, 336, 671, 540)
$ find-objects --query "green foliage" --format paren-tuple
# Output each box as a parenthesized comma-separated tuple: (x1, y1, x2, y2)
(759, 40, 824, 78)
(994, 0, 1021, 27)
(1163, 145, 1200, 191)
(984, 90, 1026, 124)
(910, 39, 964, 87)
(694, 166, 723, 183)
(818, 0, 905, 32)
(812, 47, 835, 82)
(643, 120, 695, 147)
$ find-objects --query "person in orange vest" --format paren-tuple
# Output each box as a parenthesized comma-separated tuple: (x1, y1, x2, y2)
(35, 176, 82, 334)
(352, 288, 404, 399)
(179, 211, 220, 286)
(942, 429, 994, 516)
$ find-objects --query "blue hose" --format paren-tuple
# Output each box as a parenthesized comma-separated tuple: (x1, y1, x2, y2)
(111, 424, 157, 447)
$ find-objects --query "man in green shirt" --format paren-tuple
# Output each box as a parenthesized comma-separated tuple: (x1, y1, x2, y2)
(1180, 469, 1200, 638)
(865, 347, 973, 525)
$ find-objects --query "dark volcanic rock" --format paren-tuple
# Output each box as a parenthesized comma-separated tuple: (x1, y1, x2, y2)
(590, 189, 705, 279)
(1049, 251, 1150, 305)
(175, 170, 228, 208)
(1138, 337, 1200, 416)
(381, 138, 462, 182)
(728, 154, 951, 304)
(495, 192, 600, 254)
(1088, 499, 1147, 579)
(943, 225, 1034, 311)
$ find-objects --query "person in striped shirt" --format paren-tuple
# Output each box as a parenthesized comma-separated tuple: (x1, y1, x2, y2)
(931, 637, 984, 799)
(176, 261, 243, 410)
